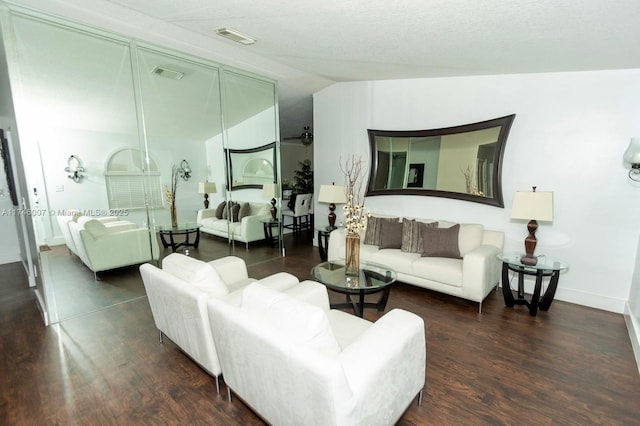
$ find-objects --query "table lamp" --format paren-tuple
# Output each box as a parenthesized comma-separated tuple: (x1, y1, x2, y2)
(198, 181, 217, 209)
(261, 183, 280, 221)
(318, 183, 347, 229)
(510, 186, 553, 265)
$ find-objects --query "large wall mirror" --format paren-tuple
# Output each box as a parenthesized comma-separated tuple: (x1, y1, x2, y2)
(366, 114, 515, 207)
(226, 142, 277, 190)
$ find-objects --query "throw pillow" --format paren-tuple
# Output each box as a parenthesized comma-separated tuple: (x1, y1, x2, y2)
(421, 224, 461, 259)
(379, 220, 403, 249)
(162, 253, 228, 297)
(83, 219, 107, 238)
(214, 201, 226, 219)
(401, 219, 438, 253)
(363, 216, 399, 246)
(231, 203, 241, 222)
(241, 283, 341, 357)
(238, 202, 251, 221)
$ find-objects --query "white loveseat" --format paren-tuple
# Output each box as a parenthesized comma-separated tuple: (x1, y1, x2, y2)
(66, 215, 159, 274)
(207, 281, 426, 426)
(328, 217, 504, 312)
(139, 253, 321, 393)
(197, 201, 271, 247)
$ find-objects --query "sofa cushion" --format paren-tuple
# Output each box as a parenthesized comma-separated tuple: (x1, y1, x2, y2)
(231, 203, 241, 222)
(401, 219, 438, 253)
(421, 224, 461, 259)
(215, 201, 226, 219)
(241, 283, 341, 357)
(364, 216, 399, 246)
(379, 220, 403, 249)
(238, 202, 251, 221)
(162, 253, 228, 297)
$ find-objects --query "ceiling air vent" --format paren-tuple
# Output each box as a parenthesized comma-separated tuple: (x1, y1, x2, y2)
(151, 66, 184, 80)
(215, 27, 256, 45)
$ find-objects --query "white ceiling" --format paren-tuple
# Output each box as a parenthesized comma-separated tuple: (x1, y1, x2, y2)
(7, 0, 640, 139)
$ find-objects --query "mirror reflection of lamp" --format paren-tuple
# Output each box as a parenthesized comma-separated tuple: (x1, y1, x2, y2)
(318, 183, 347, 229)
(261, 183, 280, 221)
(198, 181, 217, 209)
(179, 159, 191, 181)
(510, 186, 554, 265)
(64, 155, 86, 183)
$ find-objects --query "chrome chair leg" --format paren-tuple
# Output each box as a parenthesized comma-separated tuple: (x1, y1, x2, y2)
(227, 387, 232, 402)
(418, 389, 424, 406)
(158, 330, 163, 343)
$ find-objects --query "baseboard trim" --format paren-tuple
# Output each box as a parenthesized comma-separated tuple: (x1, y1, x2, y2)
(624, 302, 640, 375)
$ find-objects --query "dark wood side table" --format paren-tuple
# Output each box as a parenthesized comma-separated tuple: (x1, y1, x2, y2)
(261, 218, 280, 247)
(316, 226, 336, 261)
(498, 253, 568, 316)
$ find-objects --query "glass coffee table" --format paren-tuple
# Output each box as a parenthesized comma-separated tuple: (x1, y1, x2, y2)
(157, 222, 201, 252)
(311, 260, 397, 317)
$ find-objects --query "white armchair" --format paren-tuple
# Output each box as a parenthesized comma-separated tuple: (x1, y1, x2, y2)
(139, 253, 311, 392)
(207, 282, 426, 425)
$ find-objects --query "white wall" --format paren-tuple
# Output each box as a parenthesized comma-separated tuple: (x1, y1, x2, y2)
(313, 69, 640, 314)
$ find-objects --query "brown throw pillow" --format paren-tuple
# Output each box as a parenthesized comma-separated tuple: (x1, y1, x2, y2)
(215, 201, 226, 219)
(238, 203, 251, 221)
(401, 219, 438, 253)
(421, 224, 461, 258)
(379, 220, 403, 249)
(231, 203, 241, 222)
(363, 216, 399, 246)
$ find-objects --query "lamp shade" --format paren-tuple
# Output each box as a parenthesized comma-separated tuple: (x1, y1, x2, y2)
(318, 184, 347, 204)
(261, 183, 280, 199)
(511, 190, 553, 221)
(623, 137, 640, 165)
(198, 181, 217, 194)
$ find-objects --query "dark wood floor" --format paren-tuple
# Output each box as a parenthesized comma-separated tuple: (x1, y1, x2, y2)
(1, 233, 640, 425)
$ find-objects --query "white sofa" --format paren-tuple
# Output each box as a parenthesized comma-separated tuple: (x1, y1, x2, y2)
(197, 201, 271, 247)
(328, 217, 504, 312)
(207, 281, 426, 426)
(139, 253, 321, 393)
(67, 215, 160, 274)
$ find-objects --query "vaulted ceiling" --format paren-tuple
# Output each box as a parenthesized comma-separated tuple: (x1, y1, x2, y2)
(6, 0, 640, 139)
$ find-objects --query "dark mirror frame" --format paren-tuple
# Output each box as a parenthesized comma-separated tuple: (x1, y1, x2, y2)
(366, 114, 516, 208)
(1, 130, 18, 206)
(226, 141, 278, 190)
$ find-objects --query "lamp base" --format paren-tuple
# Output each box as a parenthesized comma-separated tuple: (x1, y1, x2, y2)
(270, 198, 277, 221)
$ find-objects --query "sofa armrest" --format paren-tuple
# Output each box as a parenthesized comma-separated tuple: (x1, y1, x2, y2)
(327, 227, 347, 261)
(462, 244, 502, 299)
(239, 213, 271, 241)
(282, 280, 331, 311)
(80, 228, 158, 270)
(197, 209, 217, 224)
(208, 256, 249, 284)
(339, 309, 426, 421)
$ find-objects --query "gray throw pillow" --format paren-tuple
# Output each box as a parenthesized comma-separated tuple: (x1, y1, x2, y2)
(238, 203, 251, 221)
(215, 201, 226, 219)
(421, 224, 461, 259)
(231, 203, 241, 222)
(363, 216, 399, 246)
(401, 219, 438, 253)
(379, 220, 403, 249)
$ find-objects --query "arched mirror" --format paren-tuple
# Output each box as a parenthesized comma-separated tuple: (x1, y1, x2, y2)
(366, 114, 515, 207)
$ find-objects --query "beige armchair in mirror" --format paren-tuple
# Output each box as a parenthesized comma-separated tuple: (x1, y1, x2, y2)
(366, 114, 515, 207)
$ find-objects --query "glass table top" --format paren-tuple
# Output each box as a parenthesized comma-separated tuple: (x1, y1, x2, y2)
(156, 222, 201, 232)
(311, 260, 397, 292)
(497, 252, 568, 271)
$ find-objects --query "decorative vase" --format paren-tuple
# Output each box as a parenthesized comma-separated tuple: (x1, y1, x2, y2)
(345, 233, 360, 276)
(170, 202, 178, 228)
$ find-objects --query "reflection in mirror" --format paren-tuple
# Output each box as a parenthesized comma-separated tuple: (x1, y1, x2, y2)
(226, 142, 277, 190)
(367, 114, 515, 207)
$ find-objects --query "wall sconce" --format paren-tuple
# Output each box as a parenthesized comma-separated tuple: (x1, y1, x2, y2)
(198, 181, 217, 209)
(64, 155, 86, 183)
(623, 137, 640, 181)
(179, 159, 191, 181)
